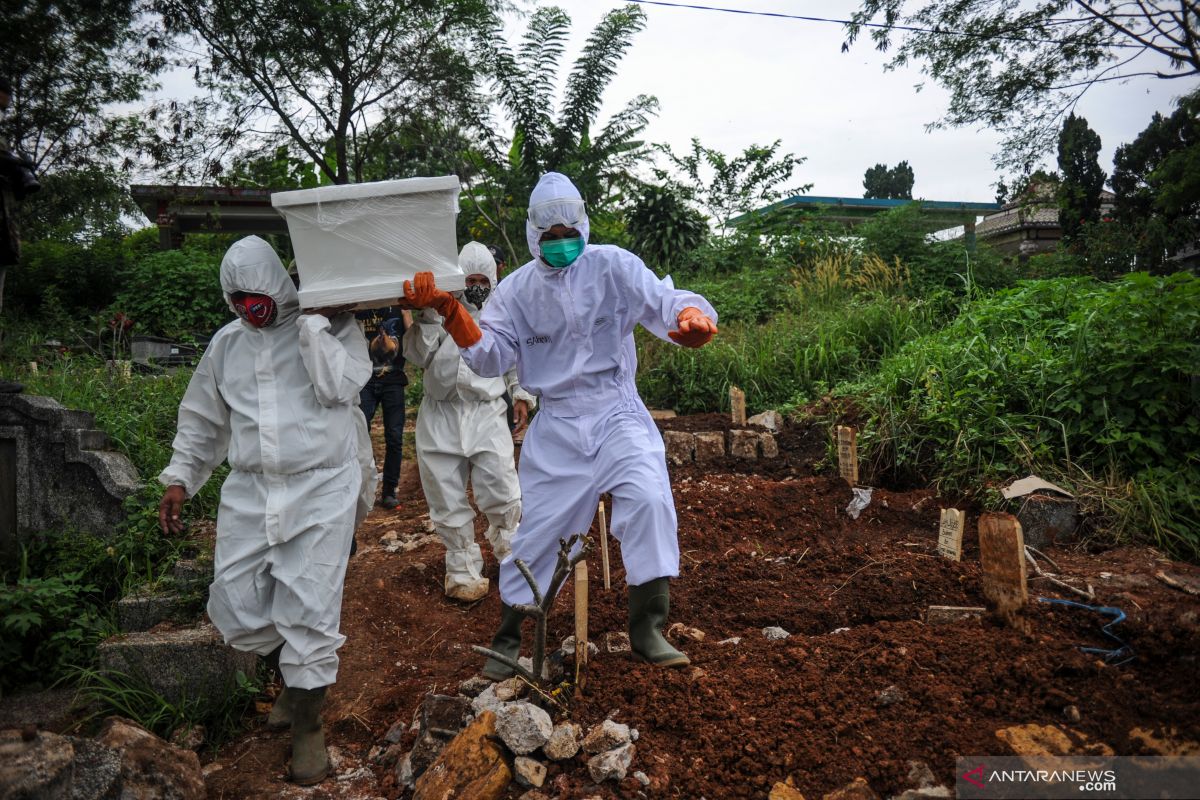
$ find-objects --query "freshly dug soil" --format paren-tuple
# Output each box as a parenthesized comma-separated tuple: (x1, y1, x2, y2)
(201, 415, 1200, 799)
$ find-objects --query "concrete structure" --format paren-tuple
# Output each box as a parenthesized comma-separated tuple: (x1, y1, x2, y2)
(97, 625, 257, 707)
(975, 189, 1117, 260)
(0, 392, 141, 568)
(131, 184, 289, 249)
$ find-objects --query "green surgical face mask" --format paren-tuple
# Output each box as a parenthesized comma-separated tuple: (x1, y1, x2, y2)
(540, 236, 584, 268)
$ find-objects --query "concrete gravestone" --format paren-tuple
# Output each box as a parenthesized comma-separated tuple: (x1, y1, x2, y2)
(0, 393, 141, 567)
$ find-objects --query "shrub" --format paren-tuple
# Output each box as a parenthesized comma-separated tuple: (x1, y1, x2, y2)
(845, 272, 1200, 558)
(6, 238, 128, 319)
(111, 250, 229, 340)
(855, 203, 1016, 295)
(637, 291, 941, 414)
(0, 567, 107, 693)
(627, 183, 709, 270)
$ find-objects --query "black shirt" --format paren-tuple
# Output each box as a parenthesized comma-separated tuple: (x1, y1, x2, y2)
(356, 306, 408, 384)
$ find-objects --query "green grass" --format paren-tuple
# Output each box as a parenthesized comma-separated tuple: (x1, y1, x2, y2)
(636, 290, 945, 414)
(841, 273, 1200, 559)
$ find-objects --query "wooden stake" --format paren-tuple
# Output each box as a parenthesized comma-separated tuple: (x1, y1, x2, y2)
(729, 386, 746, 426)
(937, 508, 965, 561)
(27, 361, 38, 374)
(978, 512, 1028, 628)
(597, 499, 611, 590)
(836, 426, 859, 486)
(574, 560, 589, 695)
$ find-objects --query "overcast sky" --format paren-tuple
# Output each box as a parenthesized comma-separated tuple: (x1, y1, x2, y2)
(153, 0, 1197, 204)
(525, 0, 1196, 202)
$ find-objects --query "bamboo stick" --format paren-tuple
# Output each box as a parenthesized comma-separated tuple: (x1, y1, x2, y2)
(597, 499, 611, 590)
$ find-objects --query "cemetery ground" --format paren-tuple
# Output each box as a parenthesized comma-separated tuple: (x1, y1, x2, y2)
(198, 412, 1200, 799)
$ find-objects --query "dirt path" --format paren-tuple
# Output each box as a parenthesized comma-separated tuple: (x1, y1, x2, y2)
(203, 424, 505, 799)
(202, 417, 1200, 799)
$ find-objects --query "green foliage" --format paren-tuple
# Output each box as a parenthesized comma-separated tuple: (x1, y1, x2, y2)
(0, 0, 164, 176)
(626, 183, 708, 270)
(74, 667, 260, 747)
(463, 4, 656, 259)
(111, 250, 229, 339)
(222, 144, 326, 190)
(1057, 113, 1106, 244)
(5, 237, 129, 320)
(863, 160, 914, 199)
(856, 204, 1015, 295)
(845, 273, 1200, 558)
(157, 0, 504, 184)
(0, 567, 106, 694)
(637, 290, 940, 414)
(16, 167, 139, 243)
(846, 1, 1200, 172)
(659, 138, 808, 235)
(1111, 90, 1200, 270)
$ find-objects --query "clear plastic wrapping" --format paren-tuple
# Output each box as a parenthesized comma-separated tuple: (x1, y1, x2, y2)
(272, 176, 462, 309)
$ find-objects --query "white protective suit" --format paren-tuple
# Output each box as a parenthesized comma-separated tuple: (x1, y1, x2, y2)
(403, 242, 536, 598)
(461, 173, 717, 606)
(159, 236, 372, 690)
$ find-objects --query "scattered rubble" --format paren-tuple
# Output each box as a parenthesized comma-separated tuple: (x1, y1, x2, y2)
(543, 722, 582, 761)
(582, 719, 632, 754)
(587, 742, 635, 783)
(513, 755, 547, 788)
(495, 703, 553, 755)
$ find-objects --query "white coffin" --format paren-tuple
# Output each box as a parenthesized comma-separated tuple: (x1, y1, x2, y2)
(271, 176, 462, 309)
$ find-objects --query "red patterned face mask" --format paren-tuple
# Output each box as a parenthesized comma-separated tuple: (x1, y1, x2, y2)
(232, 293, 277, 328)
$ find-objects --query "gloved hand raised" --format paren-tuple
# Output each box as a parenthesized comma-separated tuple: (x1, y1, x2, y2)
(402, 271, 482, 348)
(668, 307, 718, 348)
(402, 272, 456, 315)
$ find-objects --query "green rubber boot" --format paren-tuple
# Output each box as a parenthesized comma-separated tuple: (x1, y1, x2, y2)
(264, 645, 292, 731)
(481, 604, 525, 680)
(288, 686, 329, 785)
(628, 578, 691, 667)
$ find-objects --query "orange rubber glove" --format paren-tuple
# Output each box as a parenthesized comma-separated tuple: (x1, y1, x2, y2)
(668, 307, 717, 348)
(403, 271, 481, 348)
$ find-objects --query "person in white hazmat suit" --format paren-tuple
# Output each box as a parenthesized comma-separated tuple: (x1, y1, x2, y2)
(157, 236, 371, 785)
(402, 173, 718, 677)
(403, 242, 535, 602)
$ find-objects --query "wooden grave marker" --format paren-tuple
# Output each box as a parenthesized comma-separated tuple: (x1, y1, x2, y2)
(729, 386, 746, 426)
(574, 560, 589, 694)
(937, 508, 965, 561)
(978, 512, 1028, 627)
(597, 499, 611, 590)
(836, 425, 859, 486)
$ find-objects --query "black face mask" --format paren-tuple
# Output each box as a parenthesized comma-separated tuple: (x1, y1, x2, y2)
(463, 284, 491, 308)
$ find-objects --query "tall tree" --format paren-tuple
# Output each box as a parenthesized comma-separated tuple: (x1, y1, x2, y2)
(0, 0, 163, 176)
(462, 4, 658, 259)
(0, 0, 165, 311)
(660, 138, 808, 235)
(155, 0, 505, 185)
(845, 2, 1200, 172)
(863, 160, 914, 199)
(1111, 91, 1200, 267)
(1057, 113, 1105, 243)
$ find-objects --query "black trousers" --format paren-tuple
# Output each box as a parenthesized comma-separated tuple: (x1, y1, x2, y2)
(359, 378, 406, 495)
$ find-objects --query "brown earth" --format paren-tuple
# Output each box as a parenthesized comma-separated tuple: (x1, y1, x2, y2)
(201, 414, 1200, 799)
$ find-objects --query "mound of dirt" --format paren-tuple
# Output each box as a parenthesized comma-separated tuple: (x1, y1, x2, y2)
(199, 414, 1200, 799)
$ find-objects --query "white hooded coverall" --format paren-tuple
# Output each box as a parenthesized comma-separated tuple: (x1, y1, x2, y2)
(460, 173, 718, 607)
(403, 242, 535, 594)
(159, 236, 372, 690)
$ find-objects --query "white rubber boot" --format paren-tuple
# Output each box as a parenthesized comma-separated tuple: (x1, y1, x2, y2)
(439, 521, 490, 602)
